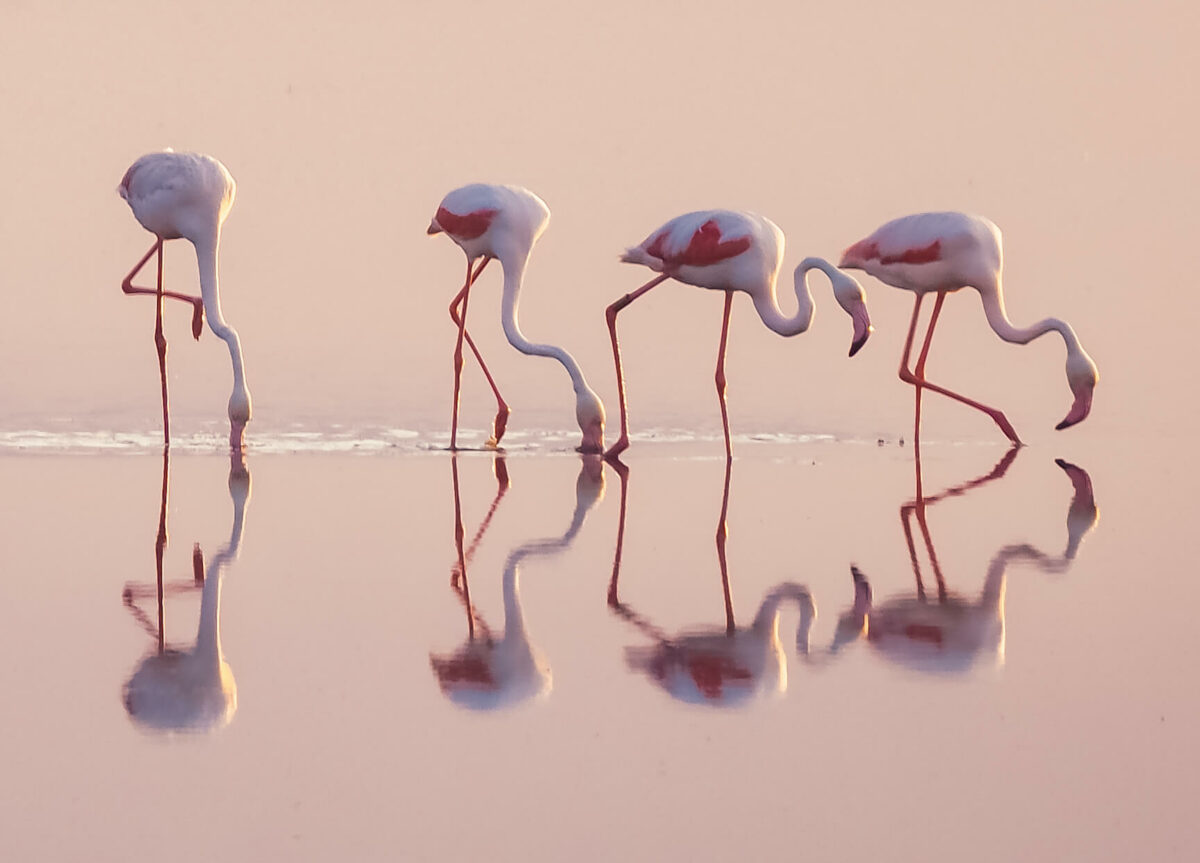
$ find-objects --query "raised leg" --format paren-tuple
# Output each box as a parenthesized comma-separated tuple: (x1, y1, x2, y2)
(603, 274, 670, 459)
(448, 258, 511, 447)
(153, 242, 170, 447)
(898, 292, 1022, 445)
(715, 291, 734, 460)
(122, 239, 205, 340)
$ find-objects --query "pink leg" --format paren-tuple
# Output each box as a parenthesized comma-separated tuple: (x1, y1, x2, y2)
(448, 258, 511, 446)
(122, 239, 205, 340)
(449, 258, 481, 451)
(603, 274, 671, 459)
(715, 453, 735, 633)
(153, 241, 170, 447)
(899, 292, 1022, 446)
(715, 291, 735, 460)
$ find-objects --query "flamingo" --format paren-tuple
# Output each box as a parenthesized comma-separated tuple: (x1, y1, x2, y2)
(606, 210, 872, 459)
(839, 211, 1098, 445)
(118, 150, 252, 451)
(427, 184, 606, 453)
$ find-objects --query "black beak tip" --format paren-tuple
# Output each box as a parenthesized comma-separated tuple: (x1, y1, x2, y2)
(849, 337, 867, 358)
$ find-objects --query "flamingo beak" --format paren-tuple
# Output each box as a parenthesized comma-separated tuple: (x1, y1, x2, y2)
(1055, 388, 1093, 430)
(427, 219, 443, 235)
(849, 307, 873, 357)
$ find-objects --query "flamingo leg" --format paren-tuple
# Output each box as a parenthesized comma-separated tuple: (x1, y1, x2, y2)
(121, 239, 205, 340)
(153, 241, 170, 447)
(448, 258, 511, 447)
(448, 258, 483, 451)
(603, 274, 671, 459)
(715, 291, 735, 460)
(716, 453, 735, 633)
(898, 293, 1022, 445)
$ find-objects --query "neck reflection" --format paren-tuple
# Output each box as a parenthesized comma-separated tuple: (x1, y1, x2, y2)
(828, 448, 1098, 673)
(608, 457, 815, 707)
(431, 454, 605, 710)
(122, 450, 251, 733)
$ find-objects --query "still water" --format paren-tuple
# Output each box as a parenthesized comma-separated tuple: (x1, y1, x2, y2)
(1, 429, 1193, 861)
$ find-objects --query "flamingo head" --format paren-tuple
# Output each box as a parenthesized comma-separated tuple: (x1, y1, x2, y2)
(575, 385, 606, 454)
(830, 269, 873, 356)
(1056, 346, 1098, 430)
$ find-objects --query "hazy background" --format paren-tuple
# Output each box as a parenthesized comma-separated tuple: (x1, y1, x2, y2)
(2, 0, 1195, 444)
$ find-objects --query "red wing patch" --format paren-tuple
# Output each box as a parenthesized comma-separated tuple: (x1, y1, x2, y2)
(436, 206, 498, 240)
(842, 238, 880, 264)
(646, 219, 751, 268)
(880, 240, 942, 266)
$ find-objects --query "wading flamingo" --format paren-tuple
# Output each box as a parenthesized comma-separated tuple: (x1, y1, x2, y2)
(428, 184, 606, 453)
(606, 210, 872, 459)
(607, 458, 817, 706)
(839, 212, 1098, 445)
(118, 150, 252, 451)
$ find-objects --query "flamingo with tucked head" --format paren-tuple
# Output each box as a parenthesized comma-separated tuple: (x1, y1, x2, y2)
(840, 212, 1098, 445)
(118, 150, 252, 450)
(428, 184, 606, 453)
(606, 210, 871, 459)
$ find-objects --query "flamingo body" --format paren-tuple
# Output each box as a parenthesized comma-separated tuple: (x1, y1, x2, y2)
(840, 211, 1002, 295)
(622, 210, 780, 292)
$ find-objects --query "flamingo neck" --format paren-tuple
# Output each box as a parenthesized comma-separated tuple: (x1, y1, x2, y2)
(498, 253, 593, 396)
(193, 231, 250, 402)
(978, 281, 1082, 353)
(748, 256, 848, 337)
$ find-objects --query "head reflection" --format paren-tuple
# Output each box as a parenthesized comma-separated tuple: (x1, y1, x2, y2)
(828, 450, 1098, 673)
(122, 451, 251, 733)
(608, 458, 816, 706)
(430, 454, 604, 710)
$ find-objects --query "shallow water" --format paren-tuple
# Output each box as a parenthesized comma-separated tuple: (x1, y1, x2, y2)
(2, 431, 1194, 861)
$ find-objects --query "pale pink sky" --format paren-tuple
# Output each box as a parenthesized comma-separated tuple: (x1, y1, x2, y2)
(1, 1, 1196, 443)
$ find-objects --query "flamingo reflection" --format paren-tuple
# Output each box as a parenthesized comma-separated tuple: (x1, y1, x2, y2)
(430, 455, 604, 709)
(608, 458, 816, 706)
(122, 451, 251, 732)
(827, 450, 1098, 672)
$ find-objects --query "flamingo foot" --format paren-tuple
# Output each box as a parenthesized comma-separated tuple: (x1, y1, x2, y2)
(490, 407, 510, 448)
(603, 436, 629, 460)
